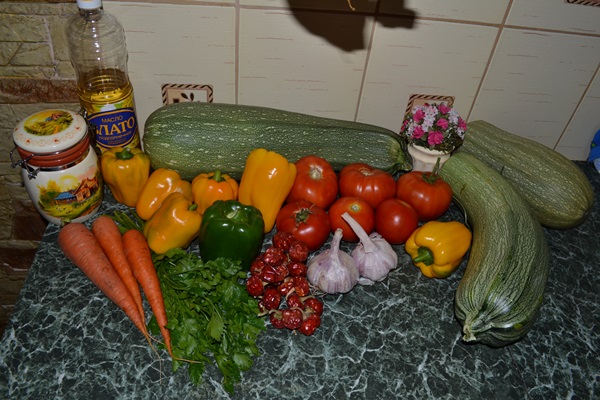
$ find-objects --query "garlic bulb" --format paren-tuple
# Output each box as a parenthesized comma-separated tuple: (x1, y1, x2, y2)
(341, 212, 398, 284)
(306, 228, 359, 294)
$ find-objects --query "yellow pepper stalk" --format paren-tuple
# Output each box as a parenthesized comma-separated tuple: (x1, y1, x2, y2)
(143, 192, 202, 254)
(192, 170, 239, 215)
(100, 147, 151, 207)
(135, 168, 192, 221)
(238, 148, 297, 233)
(405, 220, 472, 279)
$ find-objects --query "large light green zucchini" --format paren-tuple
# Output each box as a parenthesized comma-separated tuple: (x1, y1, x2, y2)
(459, 120, 594, 229)
(440, 152, 549, 348)
(143, 102, 412, 180)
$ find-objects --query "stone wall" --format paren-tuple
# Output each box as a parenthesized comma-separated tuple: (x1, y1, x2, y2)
(0, 0, 79, 334)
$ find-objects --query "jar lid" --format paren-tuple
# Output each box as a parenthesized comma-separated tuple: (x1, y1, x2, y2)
(13, 109, 88, 154)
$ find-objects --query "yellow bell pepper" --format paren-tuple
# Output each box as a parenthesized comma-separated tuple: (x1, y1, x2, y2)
(238, 148, 297, 233)
(405, 220, 472, 279)
(192, 170, 239, 215)
(143, 192, 202, 254)
(100, 147, 151, 207)
(135, 168, 192, 221)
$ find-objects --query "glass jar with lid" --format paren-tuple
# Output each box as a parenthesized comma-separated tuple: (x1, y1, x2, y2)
(11, 109, 103, 225)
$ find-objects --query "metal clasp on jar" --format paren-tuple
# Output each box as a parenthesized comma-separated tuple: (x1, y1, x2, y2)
(79, 108, 99, 151)
(10, 147, 39, 179)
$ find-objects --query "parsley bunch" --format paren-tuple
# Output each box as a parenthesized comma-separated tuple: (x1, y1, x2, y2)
(150, 249, 266, 393)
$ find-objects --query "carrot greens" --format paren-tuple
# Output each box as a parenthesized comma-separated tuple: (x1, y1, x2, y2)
(150, 249, 265, 393)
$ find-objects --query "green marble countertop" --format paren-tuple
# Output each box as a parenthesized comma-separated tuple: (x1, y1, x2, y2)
(1, 162, 599, 400)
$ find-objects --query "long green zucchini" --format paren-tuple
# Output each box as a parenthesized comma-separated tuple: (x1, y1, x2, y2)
(459, 120, 594, 229)
(440, 152, 549, 347)
(143, 102, 412, 180)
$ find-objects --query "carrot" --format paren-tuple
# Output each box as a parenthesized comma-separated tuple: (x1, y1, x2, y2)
(58, 222, 152, 344)
(122, 229, 173, 357)
(91, 215, 146, 326)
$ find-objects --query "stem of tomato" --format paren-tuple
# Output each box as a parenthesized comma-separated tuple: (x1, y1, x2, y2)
(309, 166, 323, 181)
(422, 158, 442, 185)
(295, 207, 313, 225)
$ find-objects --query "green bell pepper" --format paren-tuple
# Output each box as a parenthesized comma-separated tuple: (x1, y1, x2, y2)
(198, 200, 265, 269)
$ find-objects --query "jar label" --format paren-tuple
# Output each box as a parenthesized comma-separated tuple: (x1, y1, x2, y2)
(22, 110, 74, 136)
(88, 107, 140, 150)
(24, 148, 103, 225)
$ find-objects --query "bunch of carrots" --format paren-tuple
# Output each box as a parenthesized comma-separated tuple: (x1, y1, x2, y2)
(58, 215, 172, 357)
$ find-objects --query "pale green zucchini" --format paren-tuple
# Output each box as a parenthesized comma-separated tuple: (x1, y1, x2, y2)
(459, 120, 594, 229)
(142, 102, 412, 180)
(440, 152, 549, 348)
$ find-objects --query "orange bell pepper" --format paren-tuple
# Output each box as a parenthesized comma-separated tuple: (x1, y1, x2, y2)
(135, 168, 192, 221)
(191, 170, 239, 215)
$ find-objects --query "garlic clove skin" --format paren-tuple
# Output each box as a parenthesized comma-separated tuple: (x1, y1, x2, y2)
(307, 228, 359, 294)
(341, 212, 398, 284)
(351, 232, 398, 283)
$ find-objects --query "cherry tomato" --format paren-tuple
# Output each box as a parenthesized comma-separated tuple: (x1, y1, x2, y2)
(286, 156, 338, 210)
(275, 200, 331, 252)
(395, 171, 453, 221)
(338, 163, 396, 209)
(374, 198, 419, 245)
(328, 196, 375, 242)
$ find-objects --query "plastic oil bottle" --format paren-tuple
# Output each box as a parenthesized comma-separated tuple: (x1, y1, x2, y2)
(65, 0, 140, 151)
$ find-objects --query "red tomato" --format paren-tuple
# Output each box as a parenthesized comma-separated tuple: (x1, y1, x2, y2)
(328, 196, 375, 242)
(286, 156, 338, 210)
(338, 163, 396, 209)
(375, 198, 419, 245)
(275, 200, 331, 252)
(395, 171, 453, 221)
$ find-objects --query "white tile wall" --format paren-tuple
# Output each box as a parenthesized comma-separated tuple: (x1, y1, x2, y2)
(238, 9, 370, 119)
(558, 73, 600, 160)
(240, 0, 376, 13)
(108, 0, 600, 160)
(469, 29, 600, 150)
(381, 0, 511, 24)
(359, 18, 498, 132)
(105, 2, 237, 128)
(507, 0, 600, 35)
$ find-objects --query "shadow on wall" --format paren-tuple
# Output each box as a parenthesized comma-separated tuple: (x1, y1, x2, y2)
(287, 0, 417, 52)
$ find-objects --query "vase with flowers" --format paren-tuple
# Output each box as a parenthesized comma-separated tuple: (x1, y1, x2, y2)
(400, 103, 467, 172)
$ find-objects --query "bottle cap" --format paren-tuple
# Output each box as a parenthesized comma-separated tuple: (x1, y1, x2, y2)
(13, 109, 88, 154)
(76, 0, 103, 10)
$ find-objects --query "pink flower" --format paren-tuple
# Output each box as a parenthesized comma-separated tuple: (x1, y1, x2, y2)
(412, 125, 425, 140)
(427, 130, 444, 146)
(438, 104, 451, 115)
(413, 109, 425, 123)
(436, 118, 449, 130)
(402, 103, 466, 151)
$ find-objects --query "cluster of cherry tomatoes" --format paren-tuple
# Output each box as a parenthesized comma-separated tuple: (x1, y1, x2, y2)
(275, 156, 453, 249)
(246, 231, 324, 336)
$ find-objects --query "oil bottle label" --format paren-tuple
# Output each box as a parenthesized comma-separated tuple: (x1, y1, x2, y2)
(87, 107, 139, 150)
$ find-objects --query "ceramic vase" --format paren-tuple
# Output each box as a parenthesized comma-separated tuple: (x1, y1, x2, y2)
(407, 144, 451, 172)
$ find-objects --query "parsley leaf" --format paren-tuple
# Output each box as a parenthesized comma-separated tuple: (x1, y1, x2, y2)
(150, 249, 266, 393)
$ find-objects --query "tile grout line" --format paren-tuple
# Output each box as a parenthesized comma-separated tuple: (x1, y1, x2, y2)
(555, 61, 600, 151)
(235, 0, 240, 105)
(354, 0, 381, 123)
(466, 0, 514, 123)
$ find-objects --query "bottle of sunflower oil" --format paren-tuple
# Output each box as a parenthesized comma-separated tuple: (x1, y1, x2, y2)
(65, 0, 140, 151)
